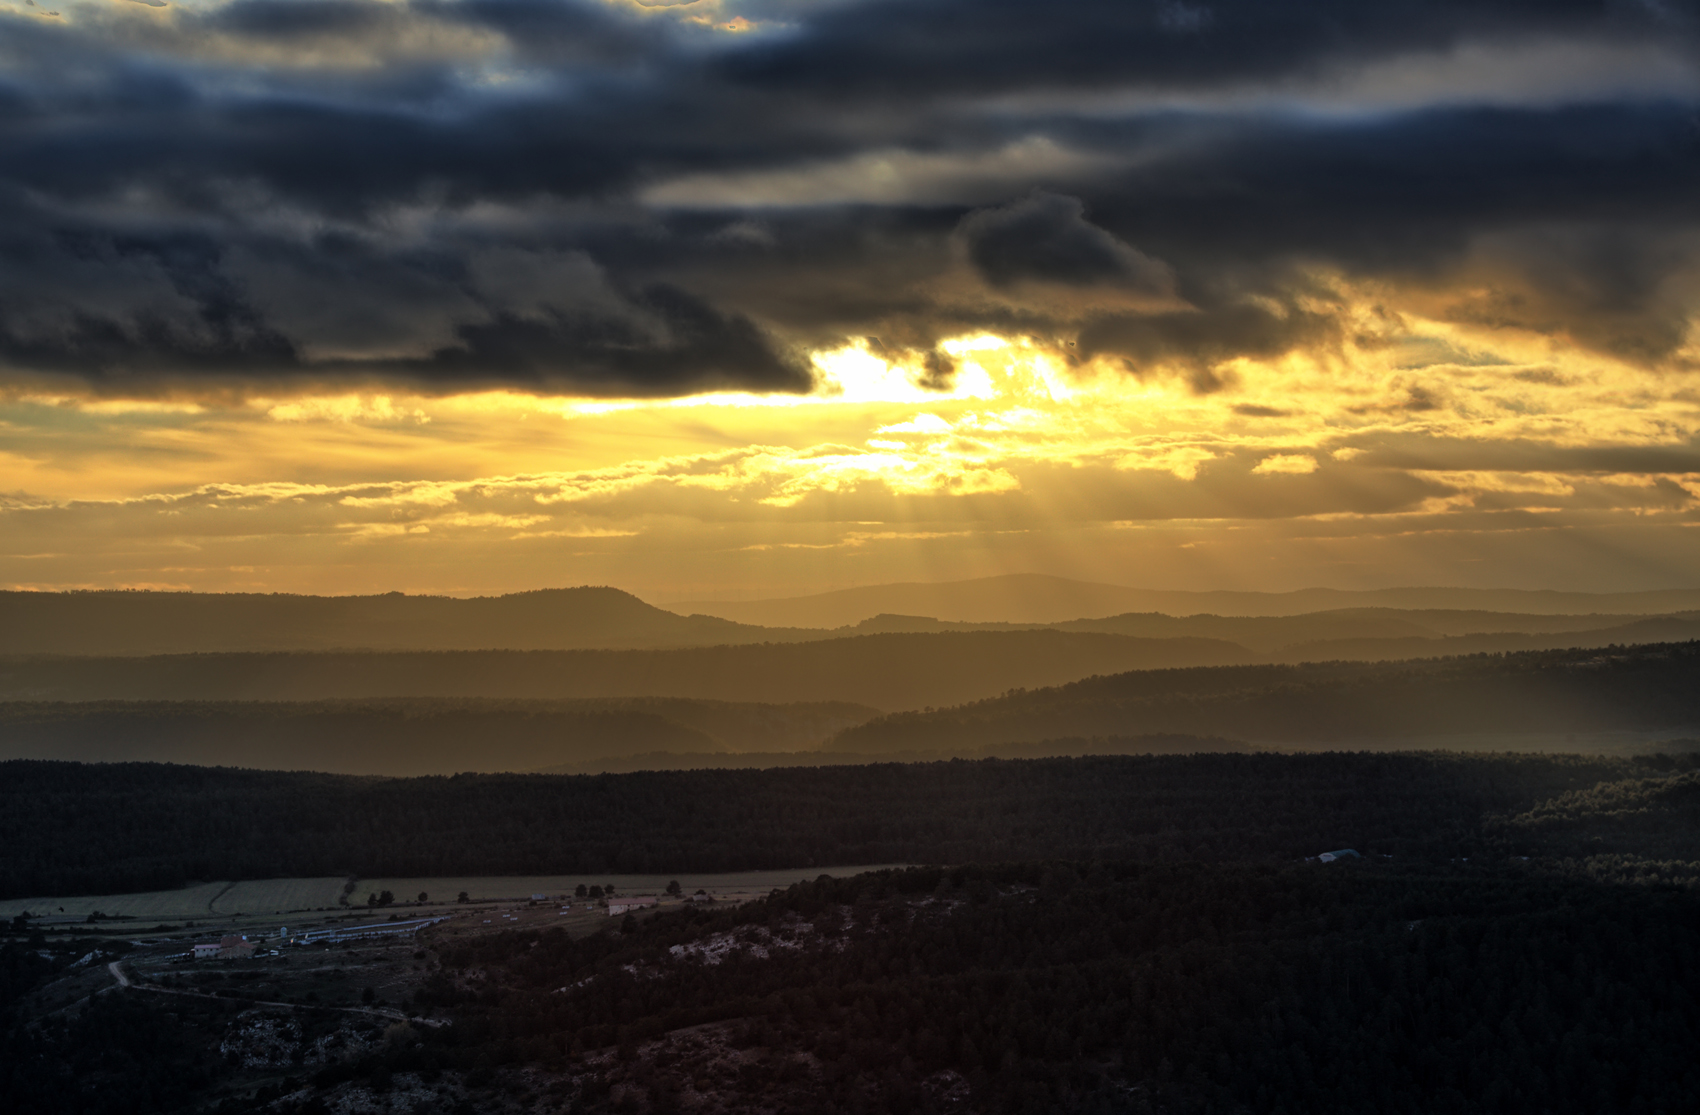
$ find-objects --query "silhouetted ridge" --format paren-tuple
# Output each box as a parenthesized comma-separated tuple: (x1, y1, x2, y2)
(0, 585, 802, 655)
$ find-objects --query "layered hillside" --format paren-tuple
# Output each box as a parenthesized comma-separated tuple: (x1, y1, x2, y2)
(833, 642, 1700, 752)
(0, 631, 1253, 709)
(0, 698, 879, 777)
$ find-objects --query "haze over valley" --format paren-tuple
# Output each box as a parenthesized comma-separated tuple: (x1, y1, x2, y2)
(3, 579, 1697, 777)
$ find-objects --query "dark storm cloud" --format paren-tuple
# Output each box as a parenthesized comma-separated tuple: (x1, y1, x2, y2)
(409, 283, 811, 393)
(711, 0, 1668, 101)
(0, 0, 1696, 392)
(0, 205, 303, 378)
(1079, 300, 1345, 394)
(958, 193, 1173, 293)
(0, 192, 807, 392)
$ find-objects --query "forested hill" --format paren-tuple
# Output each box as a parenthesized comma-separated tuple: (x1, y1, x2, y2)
(833, 641, 1700, 751)
(421, 862, 1700, 1114)
(0, 631, 1252, 709)
(0, 586, 816, 654)
(3, 751, 1694, 899)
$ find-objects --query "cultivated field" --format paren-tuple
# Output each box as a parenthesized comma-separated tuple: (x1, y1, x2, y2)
(0, 881, 235, 922)
(0, 865, 910, 923)
(211, 878, 351, 915)
(350, 865, 908, 906)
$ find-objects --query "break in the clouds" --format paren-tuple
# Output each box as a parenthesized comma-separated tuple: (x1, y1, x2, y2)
(0, 0, 1697, 393)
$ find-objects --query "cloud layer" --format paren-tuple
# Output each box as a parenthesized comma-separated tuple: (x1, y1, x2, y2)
(3, 330, 1696, 595)
(0, 0, 1696, 394)
(2, 0, 1699, 594)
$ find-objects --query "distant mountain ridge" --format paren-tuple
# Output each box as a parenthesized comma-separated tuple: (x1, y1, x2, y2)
(670, 574, 1700, 627)
(0, 586, 816, 655)
(843, 608, 1700, 659)
(10, 581, 1700, 658)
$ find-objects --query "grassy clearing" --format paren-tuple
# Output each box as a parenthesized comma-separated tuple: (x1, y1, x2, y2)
(0, 865, 910, 922)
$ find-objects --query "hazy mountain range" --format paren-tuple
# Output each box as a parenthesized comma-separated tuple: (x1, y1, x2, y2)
(0, 586, 800, 656)
(6, 578, 1700, 659)
(670, 574, 1700, 627)
(3, 578, 1697, 777)
(0, 632, 1251, 708)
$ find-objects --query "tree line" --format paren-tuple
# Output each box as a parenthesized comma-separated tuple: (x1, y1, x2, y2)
(3, 750, 1695, 901)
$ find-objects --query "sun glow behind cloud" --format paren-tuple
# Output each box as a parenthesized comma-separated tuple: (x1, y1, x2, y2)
(3, 291, 1698, 597)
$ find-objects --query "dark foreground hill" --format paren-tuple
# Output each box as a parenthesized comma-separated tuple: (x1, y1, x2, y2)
(0, 631, 1253, 709)
(834, 641, 1700, 751)
(405, 862, 1700, 1114)
(5, 753, 1699, 1114)
(3, 750, 1695, 900)
(8, 860, 1699, 1115)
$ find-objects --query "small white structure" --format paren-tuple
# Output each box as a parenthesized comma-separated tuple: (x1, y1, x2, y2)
(192, 943, 221, 960)
(608, 897, 657, 916)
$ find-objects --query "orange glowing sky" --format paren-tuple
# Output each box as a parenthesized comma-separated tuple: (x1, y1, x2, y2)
(5, 309, 1698, 599)
(1, 0, 1697, 598)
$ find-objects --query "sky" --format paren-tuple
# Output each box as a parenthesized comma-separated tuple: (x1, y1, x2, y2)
(1, 0, 1697, 600)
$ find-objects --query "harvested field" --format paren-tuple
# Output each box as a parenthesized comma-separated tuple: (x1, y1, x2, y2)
(210, 878, 350, 916)
(0, 881, 232, 921)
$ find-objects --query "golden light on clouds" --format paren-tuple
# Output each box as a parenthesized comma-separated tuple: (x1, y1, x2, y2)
(4, 0, 1696, 600)
(3, 283, 1698, 598)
